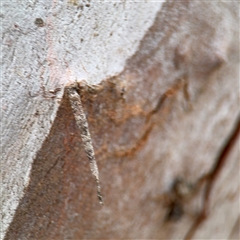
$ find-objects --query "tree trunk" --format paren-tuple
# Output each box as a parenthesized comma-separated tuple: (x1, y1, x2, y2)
(1, 1, 239, 239)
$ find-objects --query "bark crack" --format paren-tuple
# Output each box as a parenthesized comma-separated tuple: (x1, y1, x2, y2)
(110, 78, 190, 158)
(184, 114, 240, 240)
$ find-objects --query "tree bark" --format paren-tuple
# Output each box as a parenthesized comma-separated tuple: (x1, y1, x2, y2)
(1, 1, 239, 239)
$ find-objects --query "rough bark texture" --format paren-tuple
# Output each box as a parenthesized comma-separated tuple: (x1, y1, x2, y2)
(1, 1, 162, 238)
(1, 1, 239, 239)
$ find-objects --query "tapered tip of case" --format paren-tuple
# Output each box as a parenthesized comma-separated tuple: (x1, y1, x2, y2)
(98, 195, 104, 205)
(97, 188, 104, 205)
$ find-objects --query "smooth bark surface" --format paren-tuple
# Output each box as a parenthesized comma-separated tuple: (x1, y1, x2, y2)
(1, 1, 239, 239)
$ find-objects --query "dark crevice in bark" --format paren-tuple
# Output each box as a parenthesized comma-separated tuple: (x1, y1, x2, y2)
(184, 114, 240, 240)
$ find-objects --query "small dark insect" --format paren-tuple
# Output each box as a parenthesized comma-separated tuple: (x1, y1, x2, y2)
(34, 18, 44, 27)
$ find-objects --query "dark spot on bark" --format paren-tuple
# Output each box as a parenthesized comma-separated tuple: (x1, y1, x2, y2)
(34, 18, 44, 27)
(77, 4, 84, 10)
(165, 201, 184, 222)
